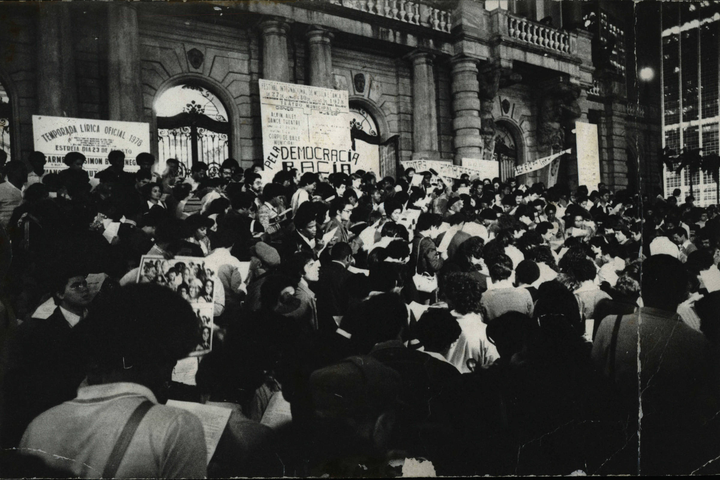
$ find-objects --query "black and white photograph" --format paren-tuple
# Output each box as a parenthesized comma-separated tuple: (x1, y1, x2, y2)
(1, 0, 720, 478)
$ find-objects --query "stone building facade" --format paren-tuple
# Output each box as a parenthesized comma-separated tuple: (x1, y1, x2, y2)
(0, 0, 660, 192)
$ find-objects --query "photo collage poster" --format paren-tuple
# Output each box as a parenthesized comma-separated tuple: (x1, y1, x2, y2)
(137, 255, 216, 356)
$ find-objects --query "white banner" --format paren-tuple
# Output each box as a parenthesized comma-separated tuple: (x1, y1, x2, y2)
(576, 121, 601, 189)
(514, 149, 570, 177)
(260, 80, 358, 182)
(461, 158, 499, 180)
(32, 115, 149, 177)
(400, 159, 490, 180)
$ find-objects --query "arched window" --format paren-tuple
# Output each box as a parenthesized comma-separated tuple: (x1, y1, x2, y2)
(492, 123, 518, 181)
(0, 82, 11, 161)
(155, 84, 230, 177)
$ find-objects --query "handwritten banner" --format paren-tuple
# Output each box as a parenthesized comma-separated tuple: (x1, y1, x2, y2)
(260, 80, 357, 181)
(400, 160, 492, 180)
(32, 115, 149, 177)
(514, 149, 571, 177)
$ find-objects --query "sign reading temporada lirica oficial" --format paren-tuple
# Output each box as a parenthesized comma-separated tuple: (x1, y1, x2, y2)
(32, 115, 151, 176)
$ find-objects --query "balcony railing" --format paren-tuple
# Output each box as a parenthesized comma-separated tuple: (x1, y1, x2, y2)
(507, 14, 573, 55)
(327, 0, 452, 33)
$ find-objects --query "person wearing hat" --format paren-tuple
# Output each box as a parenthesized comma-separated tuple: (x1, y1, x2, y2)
(2, 259, 94, 448)
(244, 242, 282, 312)
(18, 284, 207, 478)
(184, 214, 214, 256)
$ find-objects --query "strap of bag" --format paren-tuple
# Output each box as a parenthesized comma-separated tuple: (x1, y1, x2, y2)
(608, 314, 623, 381)
(102, 400, 154, 479)
(414, 237, 424, 275)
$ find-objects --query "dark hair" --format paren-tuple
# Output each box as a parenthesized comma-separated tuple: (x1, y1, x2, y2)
(293, 202, 316, 230)
(299, 172, 319, 187)
(330, 242, 352, 260)
(515, 260, 540, 285)
(369, 262, 399, 292)
(135, 169, 152, 182)
(380, 221, 399, 238)
(416, 308, 461, 353)
(84, 284, 198, 376)
(136, 152, 156, 167)
(384, 200, 402, 216)
(260, 274, 296, 312)
(63, 152, 86, 166)
(443, 272, 483, 314)
(533, 280, 582, 335)
(349, 293, 408, 354)
(488, 254, 514, 282)
(262, 182, 286, 202)
(329, 197, 349, 217)
(108, 150, 125, 164)
(642, 255, 689, 308)
(416, 212, 441, 233)
(285, 251, 316, 280)
(140, 182, 161, 200)
(385, 239, 410, 260)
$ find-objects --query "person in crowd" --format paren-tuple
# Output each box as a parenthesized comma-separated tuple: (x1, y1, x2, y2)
(95, 150, 133, 186)
(18, 284, 207, 478)
(283, 251, 320, 332)
(0, 161, 27, 230)
(408, 212, 443, 303)
(593, 254, 720, 475)
(25, 151, 47, 188)
(291, 172, 318, 214)
(480, 253, 533, 322)
(315, 242, 355, 332)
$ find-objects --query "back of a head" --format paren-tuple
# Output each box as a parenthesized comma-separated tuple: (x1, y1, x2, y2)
(351, 293, 408, 354)
(368, 262, 399, 292)
(84, 284, 198, 380)
(299, 172, 318, 187)
(416, 308, 461, 353)
(487, 311, 536, 360)
(642, 255, 689, 309)
(488, 253, 514, 282)
(533, 280, 582, 331)
(443, 271, 483, 315)
(515, 260, 540, 286)
(330, 242, 352, 261)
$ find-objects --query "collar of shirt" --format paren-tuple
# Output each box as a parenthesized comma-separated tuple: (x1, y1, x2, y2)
(59, 306, 84, 328)
(298, 231, 316, 248)
(638, 306, 680, 322)
(73, 382, 158, 404)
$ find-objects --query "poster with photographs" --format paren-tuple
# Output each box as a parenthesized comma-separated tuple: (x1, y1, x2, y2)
(137, 255, 217, 356)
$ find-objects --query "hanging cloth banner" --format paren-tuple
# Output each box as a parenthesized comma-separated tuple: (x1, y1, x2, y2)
(514, 149, 571, 176)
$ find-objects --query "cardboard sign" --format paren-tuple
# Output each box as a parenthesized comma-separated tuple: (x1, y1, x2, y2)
(576, 121, 601, 189)
(32, 115, 150, 177)
(259, 80, 356, 182)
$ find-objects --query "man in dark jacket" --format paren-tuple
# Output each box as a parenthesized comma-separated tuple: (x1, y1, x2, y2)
(315, 242, 356, 332)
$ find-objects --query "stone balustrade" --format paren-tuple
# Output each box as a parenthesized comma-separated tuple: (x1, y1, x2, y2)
(506, 13, 573, 55)
(328, 0, 451, 33)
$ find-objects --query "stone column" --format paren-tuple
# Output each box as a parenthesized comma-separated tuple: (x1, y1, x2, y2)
(260, 19, 290, 83)
(107, 3, 143, 122)
(37, 3, 77, 117)
(409, 51, 439, 160)
(450, 56, 483, 165)
(306, 28, 333, 89)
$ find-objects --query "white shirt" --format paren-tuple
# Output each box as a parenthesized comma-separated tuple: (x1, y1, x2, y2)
(291, 188, 310, 214)
(446, 310, 499, 373)
(59, 306, 83, 328)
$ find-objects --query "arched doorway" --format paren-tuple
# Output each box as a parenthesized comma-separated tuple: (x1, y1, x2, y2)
(491, 122, 518, 181)
(154, 84, 230, 177)
(348, 104, 398, 177)
(0, 81, 12, 161)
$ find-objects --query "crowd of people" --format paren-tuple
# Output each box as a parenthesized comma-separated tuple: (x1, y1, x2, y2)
(1, 149, 719, 476)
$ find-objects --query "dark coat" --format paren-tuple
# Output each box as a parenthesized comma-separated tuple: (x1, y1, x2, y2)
(315, 261, 354, 332)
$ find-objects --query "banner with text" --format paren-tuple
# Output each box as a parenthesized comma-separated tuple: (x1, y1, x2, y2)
(32, 115, 150, 177)
(461, 158, 499, 180)
(260, 80, 360, 182)
(576, 121, 601, 189)
(514, 149, 571, 177)
(401, 160, 492, 180)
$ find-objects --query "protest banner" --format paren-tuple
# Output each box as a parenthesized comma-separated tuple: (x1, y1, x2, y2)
(260, 80, 372, 181)
(137, 255, 218, 356)
(576, 121, 601, 189)
(400, 159, 491, 180)
(514, 149, 571, 177)
(462, 158, 499, 180)
(32, 115, 150, 177)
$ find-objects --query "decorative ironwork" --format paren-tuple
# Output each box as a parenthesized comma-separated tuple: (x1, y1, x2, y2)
(156, 84, 230, 176)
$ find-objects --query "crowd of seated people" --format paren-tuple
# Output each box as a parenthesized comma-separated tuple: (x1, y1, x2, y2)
(0, 150, 719, 477)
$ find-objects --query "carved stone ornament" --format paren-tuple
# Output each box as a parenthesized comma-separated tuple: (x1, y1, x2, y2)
(187, 48, 204, 70)
(354, 73, 366, 94)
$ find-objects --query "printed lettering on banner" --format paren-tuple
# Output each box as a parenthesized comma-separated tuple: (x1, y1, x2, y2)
(260, 80, 369, 181)
(32, 115, 150, 177)
(400, 160, 491, 180)
(514, 149, 570, 177)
